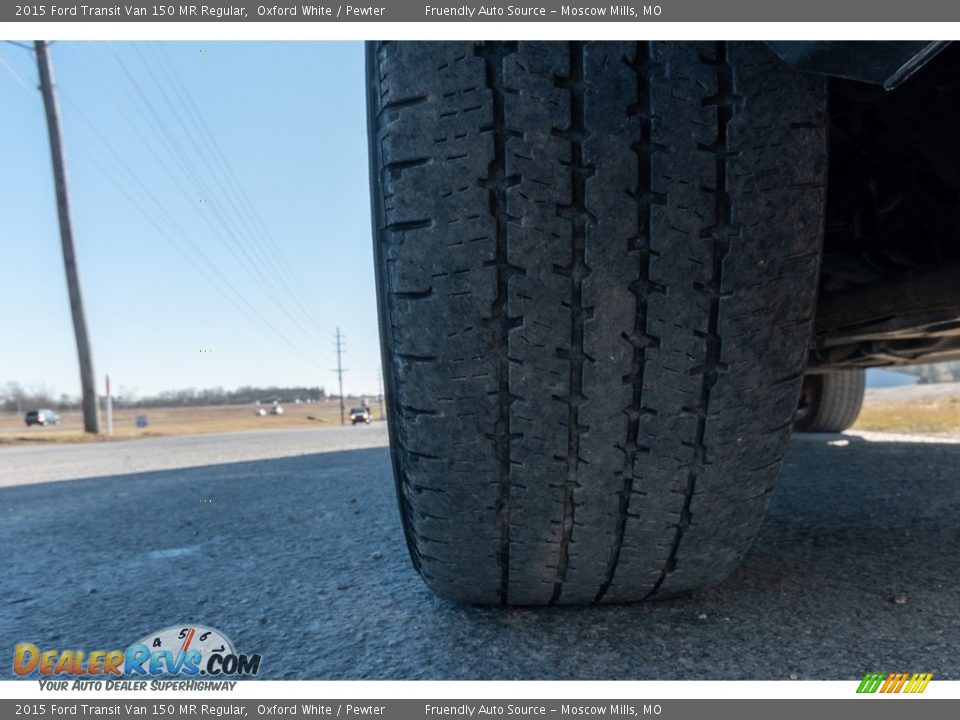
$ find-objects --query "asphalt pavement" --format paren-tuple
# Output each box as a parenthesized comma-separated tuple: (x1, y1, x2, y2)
(1, 426, 957, 680)
(0, 424, 391, 487)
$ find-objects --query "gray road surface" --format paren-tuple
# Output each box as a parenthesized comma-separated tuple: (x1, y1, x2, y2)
(1, 426, 958, 680)
(0, 425, 389, 487)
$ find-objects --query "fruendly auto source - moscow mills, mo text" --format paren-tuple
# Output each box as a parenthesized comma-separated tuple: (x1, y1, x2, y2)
(424, 4, 662, 17)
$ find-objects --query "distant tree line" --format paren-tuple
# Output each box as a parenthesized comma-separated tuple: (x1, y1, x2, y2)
(1, 382, 327, 412)
(1, 382, 77, 412)
(897, 361, 960, 383)
(121, 385, 328, 408)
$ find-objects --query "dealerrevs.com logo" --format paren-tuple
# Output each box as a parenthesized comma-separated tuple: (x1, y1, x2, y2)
(14, 625, 260, 687)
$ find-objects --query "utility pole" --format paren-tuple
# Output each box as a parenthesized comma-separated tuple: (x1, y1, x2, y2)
(333, 327, 347, 425)
(36, 40, 100, 434)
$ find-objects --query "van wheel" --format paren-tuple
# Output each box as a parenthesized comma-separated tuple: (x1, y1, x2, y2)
(368, 41, 827, 604)
(795, 370, 866, 433)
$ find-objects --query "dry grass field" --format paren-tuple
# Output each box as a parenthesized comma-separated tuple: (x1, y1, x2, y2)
(3, 384, 957, 445)
(854, 383, 960, 438)
(0, 399, 383, 445)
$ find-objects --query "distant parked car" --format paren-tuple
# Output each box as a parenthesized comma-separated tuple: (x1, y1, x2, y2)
(25, 409, 60, 427)
(350, 407, 371, 425)
(254, 407, 267, 417)
(270, 404, 284, 415)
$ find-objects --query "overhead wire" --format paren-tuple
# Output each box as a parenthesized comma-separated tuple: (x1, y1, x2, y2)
(149, 42, 334, 341)
(0, 50, 35, 95)
(3, 40, 35, 52)
(60, 96, 326, 369)
(55, 43, 328, 367)
(81, 42, 332, 356)
(145, 45, 315, 320)
(125, 43, 319, 340)
(103, 43, 322, 344)
(124, 42, 333, 346)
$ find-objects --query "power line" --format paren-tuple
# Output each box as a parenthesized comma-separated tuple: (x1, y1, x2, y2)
(106, 46, 289, 305)
(57, 89, 327, 368)
(66, 132, 326, 369)
(66, 42, 332, 363)
(145, 45, 317, 319)
(0, 50, 35, 94)
(128, 46, 306, 322)
(107, 42, 330, 349)
(0, 42, 340, 394)
(149, 42, 334, 342)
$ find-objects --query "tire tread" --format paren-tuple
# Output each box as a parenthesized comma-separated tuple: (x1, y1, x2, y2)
(367, 41, 827, 604)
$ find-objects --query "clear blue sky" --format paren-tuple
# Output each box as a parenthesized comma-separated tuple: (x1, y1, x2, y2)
(0, 41, 381, 400)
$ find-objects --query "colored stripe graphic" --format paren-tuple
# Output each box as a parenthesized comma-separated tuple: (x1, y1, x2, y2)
(857, 672, 932, 693)
(888, 673, 909, 693)
(905, 673, 933, 693)
(857, 673, 886, 693)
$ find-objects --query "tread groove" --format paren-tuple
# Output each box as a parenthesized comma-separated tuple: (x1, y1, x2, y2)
(596, 41, 655, 604)
(475, 41, 520, 606)
(551, 41, 591, 606)
(646, 41, 739, 599)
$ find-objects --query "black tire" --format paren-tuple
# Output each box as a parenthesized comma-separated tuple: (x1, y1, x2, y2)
(368, 41, 827, 605)
(795, 370, 866, 433)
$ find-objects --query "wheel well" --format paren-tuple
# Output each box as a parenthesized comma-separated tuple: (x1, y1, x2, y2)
(811, 44, 960, 370)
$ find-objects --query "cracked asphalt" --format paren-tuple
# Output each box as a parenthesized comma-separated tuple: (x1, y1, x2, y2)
(1, 425, 957, 680)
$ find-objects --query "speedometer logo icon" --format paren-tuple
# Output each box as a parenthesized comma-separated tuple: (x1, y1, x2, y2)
(125, 624, 258, 676)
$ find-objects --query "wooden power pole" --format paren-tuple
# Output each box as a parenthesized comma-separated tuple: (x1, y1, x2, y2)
(35, 40, 101, 434)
